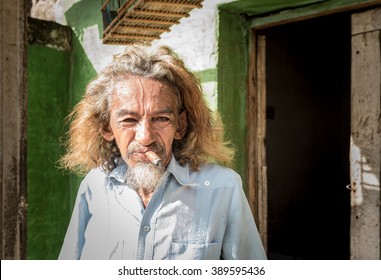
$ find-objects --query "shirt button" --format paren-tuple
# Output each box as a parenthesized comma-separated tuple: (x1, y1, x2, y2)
(204, 180, 210, 186)
(143, 225, 150, 232)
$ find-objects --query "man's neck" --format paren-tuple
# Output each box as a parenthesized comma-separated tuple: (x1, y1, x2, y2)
(137, 188, 155, 208)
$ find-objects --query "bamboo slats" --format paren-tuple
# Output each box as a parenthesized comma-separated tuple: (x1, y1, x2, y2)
(102, 0, 204, 45)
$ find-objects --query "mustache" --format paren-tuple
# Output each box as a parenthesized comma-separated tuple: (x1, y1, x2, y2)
(126, 142, 165, 159)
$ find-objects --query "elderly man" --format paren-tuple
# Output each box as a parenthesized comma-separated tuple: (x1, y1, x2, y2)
(58, 45, 266, 260)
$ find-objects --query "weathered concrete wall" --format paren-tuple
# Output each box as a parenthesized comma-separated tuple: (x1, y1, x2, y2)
(1, 0, 28, 259)
(28, 16, 72, 51)
(31, 0, 59, 22)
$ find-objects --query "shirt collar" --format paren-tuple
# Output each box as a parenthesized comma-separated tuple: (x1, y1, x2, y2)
(166, 154, 191, 186)
(108, 154, 191, 187)
(108, 158, 127, 185)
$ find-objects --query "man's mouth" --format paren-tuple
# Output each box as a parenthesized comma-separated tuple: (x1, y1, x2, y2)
(127, 143, 165, 166)
(129, 149, 162, 166)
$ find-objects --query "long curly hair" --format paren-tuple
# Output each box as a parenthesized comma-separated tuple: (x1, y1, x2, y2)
(60, 45, 235, 174)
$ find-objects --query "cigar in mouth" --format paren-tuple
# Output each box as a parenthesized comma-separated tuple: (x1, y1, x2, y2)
(145, 151, 162, 167)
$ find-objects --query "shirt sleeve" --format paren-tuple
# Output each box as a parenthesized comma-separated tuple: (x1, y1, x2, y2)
(58, 179, 92, 260)
(221, 173, 267, 260)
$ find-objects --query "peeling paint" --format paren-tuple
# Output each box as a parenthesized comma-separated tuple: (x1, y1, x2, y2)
(28, 17, 72, 51)
(350, 138, 364, 206)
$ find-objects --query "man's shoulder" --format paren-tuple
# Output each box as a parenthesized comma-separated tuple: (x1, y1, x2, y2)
(80, 167, 108, 189)
(198, 163, 238, 175)
(189, 163, 242, 188)
(85, 166, 108, 179)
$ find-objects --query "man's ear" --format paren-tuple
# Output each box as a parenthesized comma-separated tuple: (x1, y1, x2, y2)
(175, 110, 188, 140)
(102, 126, 115, 141)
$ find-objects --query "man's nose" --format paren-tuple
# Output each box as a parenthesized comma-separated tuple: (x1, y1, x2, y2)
(135, 120, 156, 146)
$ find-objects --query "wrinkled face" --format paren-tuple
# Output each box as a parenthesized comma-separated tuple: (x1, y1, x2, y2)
(103, 76, 187, 168)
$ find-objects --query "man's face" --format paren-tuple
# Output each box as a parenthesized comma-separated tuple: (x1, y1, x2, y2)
(103, 76, 186, 168)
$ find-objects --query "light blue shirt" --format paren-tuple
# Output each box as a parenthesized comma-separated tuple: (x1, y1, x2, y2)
(58, 156, 267, 260)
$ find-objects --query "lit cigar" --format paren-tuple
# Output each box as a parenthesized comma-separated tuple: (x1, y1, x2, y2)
(145, 151, 162, 167)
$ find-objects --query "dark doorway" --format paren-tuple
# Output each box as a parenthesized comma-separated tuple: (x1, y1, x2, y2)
(262, 13, 351, 259)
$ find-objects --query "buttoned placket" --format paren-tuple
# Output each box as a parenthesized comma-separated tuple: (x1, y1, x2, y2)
(188, 181, 214, 244)
(135, 172, 169, 260)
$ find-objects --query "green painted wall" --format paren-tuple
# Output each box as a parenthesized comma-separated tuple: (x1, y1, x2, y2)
(217, 9, 249, 192)
(26, 3, 98, 260)
(221, 0, 325, 15)
(244, 0, 379, 28)
(27, 45, 72, 259)
(27, 27, 96, 260)
(220, 0, 377, 17)
(195, 68, 217, 83)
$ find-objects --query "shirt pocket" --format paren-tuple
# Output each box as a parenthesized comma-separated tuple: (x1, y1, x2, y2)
(169, 242, 222, 260)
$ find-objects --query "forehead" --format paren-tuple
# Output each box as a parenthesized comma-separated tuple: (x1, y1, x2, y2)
(112, 76, 177, 109)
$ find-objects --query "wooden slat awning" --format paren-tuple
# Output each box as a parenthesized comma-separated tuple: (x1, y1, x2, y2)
(101, 0, 204, 45)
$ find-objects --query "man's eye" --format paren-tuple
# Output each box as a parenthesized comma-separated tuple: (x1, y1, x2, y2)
(118, 118, 137, 126)
(154, 117, 170, 123)
(152, 116, 172, 127)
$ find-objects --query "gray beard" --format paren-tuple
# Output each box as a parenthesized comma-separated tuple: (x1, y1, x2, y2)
(125, 162, 165, 194)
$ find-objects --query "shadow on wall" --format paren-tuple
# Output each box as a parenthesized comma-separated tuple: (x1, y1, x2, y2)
(65, 0, 104, 40)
